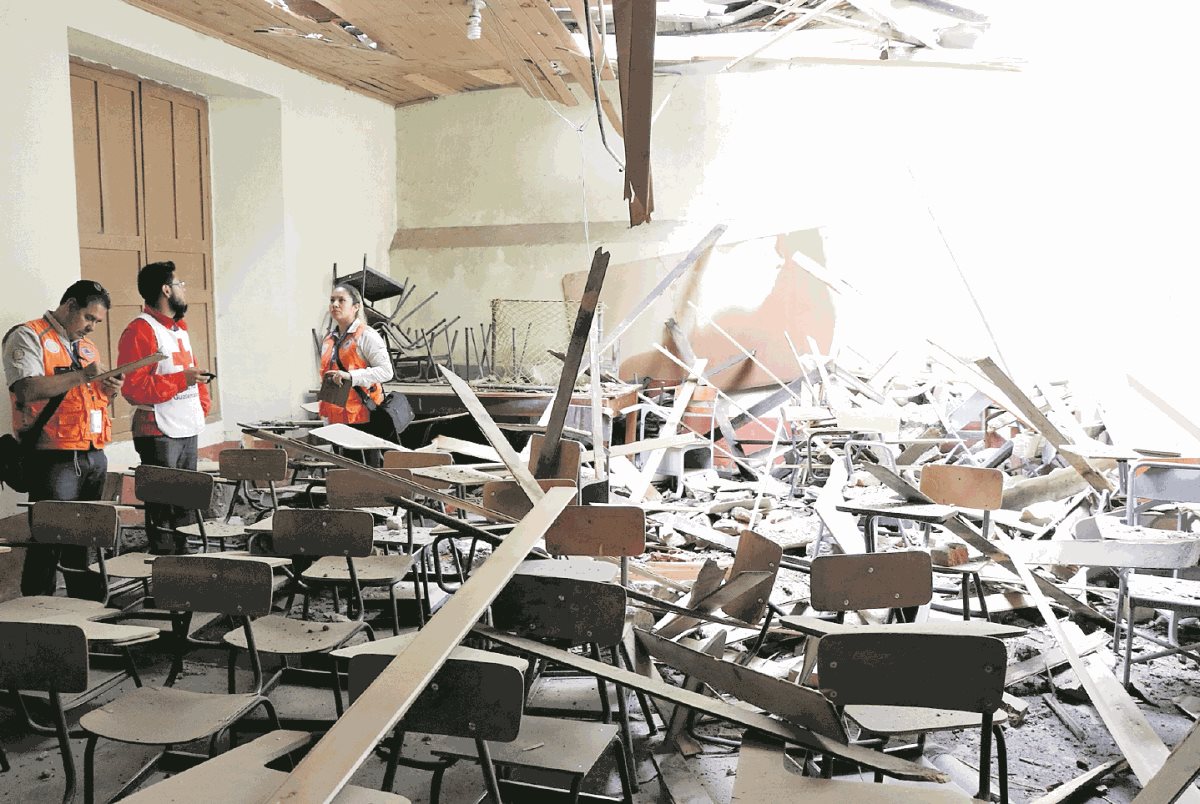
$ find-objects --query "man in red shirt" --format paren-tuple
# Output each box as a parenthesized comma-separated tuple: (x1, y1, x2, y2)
(117, 261, 212, 554)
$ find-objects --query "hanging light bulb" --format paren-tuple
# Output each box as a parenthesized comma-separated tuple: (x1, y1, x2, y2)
(466, 0, 486, 40)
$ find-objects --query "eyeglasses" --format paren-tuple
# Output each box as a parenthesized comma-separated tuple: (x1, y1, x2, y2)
(169, 280, 187, 289)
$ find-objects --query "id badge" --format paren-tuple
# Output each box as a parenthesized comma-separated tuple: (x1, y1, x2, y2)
(90, 409, 103, 434)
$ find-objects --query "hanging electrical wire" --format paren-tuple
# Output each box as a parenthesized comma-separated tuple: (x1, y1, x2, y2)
(582, 0, 625, 170)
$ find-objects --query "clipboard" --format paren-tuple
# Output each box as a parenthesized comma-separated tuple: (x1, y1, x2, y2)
(77, 351, 167, 387)
(318, 374, 352, 407)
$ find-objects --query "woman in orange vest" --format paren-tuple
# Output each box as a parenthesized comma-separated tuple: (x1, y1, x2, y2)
(318, 283, 393, 465)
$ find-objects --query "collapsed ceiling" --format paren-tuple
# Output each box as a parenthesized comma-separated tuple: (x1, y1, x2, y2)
(121, 0, 1003, 108)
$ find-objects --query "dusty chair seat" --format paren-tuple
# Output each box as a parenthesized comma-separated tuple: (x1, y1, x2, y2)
(0, 594, 114, 620)
(430, 714, 621, 775)
(844, 704, 1008, 734)
(780, 617, 1027, 640)
(120, 730, 411, 804)
(515, 556, 620, 584)
(224, 616, 366, 654)
(80, 687, 269, 745)
(731, 736, 971, 803)
(174, 520, 250, 541)
(91, 551, 155, 580)
(302, 553, 414, 584)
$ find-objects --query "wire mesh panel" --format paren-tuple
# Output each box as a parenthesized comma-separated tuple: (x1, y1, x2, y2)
(491, 299, 587, 385)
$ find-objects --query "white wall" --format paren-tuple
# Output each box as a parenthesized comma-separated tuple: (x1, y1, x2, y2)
(0, 0, 398, 521)
(393, 1, 1200, 450)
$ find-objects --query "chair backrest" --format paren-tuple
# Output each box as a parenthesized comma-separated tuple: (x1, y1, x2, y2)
(481, 479, 577, 519)
(348, 642, 527, 742)
(919, 464, 1003, 511)
(134, 464, 215, 511)
(819, 632, 1006, 714)
(527, 434, 582, 482)
(545, 505, 645, 558)
(810, 551, 932, 612)
(1128, 462, 1200, 516)
(152, 555, 275, 616)
(29, 501, 119, 549)
(271, 508, 374, 558)
(724, 529, 785, 623)
(219, 448, 289, 482)
(382, 450, 454, 492)
(325, 468, 406, 508)
(492, 573, 627, 646)
(0, 621, 89, 693)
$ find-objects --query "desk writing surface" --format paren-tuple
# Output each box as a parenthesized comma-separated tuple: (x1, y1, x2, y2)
(309, 422, 404, 451)
(410, 464, 506, 487)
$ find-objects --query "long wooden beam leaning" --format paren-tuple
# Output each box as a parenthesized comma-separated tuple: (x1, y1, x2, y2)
(536, 247, 609, 478)
(269, 486, 575, 803)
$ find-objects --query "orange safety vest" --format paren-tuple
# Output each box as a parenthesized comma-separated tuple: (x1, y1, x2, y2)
(10, 317, 112, 450)
(318, 326, 383, 425)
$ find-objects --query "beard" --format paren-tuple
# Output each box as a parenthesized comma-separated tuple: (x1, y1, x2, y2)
(167, 294, 189, 321)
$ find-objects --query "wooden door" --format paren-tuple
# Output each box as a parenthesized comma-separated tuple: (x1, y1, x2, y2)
(70, 62, 148, 437)
(69, 61, 220, 438)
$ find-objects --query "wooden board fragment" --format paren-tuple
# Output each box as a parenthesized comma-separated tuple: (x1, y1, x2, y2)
(638, 629, 847, 740)
(535, 247, 609, 478)
(612, 0, 656, 225)
(439, 366, 545, 505)
(267, 487, 574, 803)
(1030, 758, 1128, 804)
(1132, 721, 1200, 803)
(975, 357, 1114, 493)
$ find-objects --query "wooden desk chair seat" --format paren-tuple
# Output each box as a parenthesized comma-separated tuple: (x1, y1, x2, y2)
(222, 509, 375, 716)
(120, 730, 411, 803)
(174, 449, 290, 543)
(818, 631, 1009, 803)
(78, 556, 280, 803)
(731, 736, 971, 803)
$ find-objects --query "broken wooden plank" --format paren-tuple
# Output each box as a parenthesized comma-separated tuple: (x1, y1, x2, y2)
(1006, 628, 1109, 686)
(628, 359, 706, 503)
(975, 357, 1114, 494)
(439, 366, 545, 505)
(1132, 720, 1200, 803)
(1029, 758, 1128, 804)
(612, 0, 656, 225)
(268, 487, 575, 803)
(475, 625, 948, 782)
(639, 629, 847, 740)
(536, 247, 609, 478)
(666, 630, 726, 756)
(654, 570, 772, 640)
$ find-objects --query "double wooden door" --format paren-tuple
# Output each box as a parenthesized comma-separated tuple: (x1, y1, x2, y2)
(69, 60, 220, 438)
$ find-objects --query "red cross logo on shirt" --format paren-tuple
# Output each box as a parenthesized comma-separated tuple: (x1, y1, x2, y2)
(172, 341, 193, 369)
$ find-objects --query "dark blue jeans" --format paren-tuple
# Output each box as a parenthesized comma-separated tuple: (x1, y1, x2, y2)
(21, 448, 108, 597)
(133, 435, 198, 554)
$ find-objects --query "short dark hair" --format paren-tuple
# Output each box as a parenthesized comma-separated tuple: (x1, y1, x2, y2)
(137, 261, 177, 306)
(60, 279, 111, 310)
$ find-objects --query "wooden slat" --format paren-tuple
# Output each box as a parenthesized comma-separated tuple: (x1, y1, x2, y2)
(268, 486, 574, 803)
(536, 247, 609, 477)
(439, 367, 545, 505)
(975, 357, 1114, 493)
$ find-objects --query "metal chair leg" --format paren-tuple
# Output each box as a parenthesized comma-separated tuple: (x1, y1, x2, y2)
(381, 729, 404, 793)
(476, 739, 504, 803)
(619, 642, 658, 736)
(994, 723, 1008, 804)
(83, 735, 99, 804)
(973, 572, 990, 621)
(977, 713, 994, 801)
(1124, 600, 1137, 688)
(609, 646, 639, 793)
(48, 691, 76, 804)
(590, 644, 612, 723)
